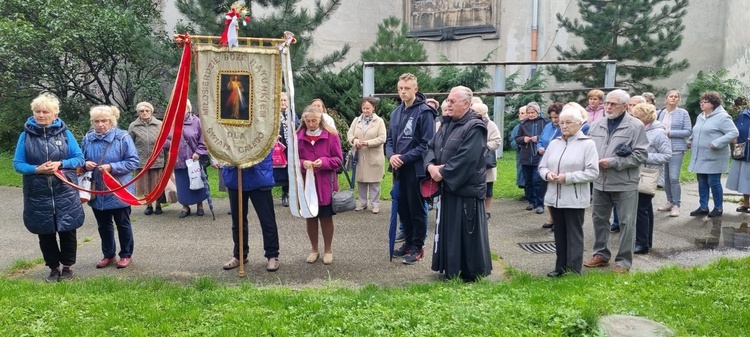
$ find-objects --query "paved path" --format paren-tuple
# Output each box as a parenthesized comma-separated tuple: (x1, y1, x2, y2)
(2, 180, 749, 287)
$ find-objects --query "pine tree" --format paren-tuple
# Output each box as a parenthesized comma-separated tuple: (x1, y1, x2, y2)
(174, 0, 350, 77)
(549, 0, 690, 93)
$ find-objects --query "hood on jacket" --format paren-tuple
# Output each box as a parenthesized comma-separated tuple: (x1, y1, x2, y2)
(24, 116, 64, 136)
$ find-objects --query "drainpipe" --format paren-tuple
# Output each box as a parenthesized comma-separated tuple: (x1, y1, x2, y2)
(531, 0, 539, 74)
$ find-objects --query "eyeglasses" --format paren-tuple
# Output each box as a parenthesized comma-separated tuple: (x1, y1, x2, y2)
(137, 109, 151, 113)
(604, 102, 623, 106)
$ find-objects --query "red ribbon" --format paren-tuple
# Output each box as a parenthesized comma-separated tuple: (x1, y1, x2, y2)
(55, 36, 193, 205)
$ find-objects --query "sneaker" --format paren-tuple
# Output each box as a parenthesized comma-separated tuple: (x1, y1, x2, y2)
(59, 267, 74, 281)
(45, 268, 60, 282)
(525, 204, 534, 211)
(372, 205, 380, 214)
(669, 206, 680, 217)
(689, 208, 709, 216)
(116, 257, 132, 268)
(403, 246, 424, 265)
(583, 254, 610, 268)
(613, 265, 630, 274)
(535, 206, 544, 214)
(392, 243, 409, 257)
(657, 203, 673, 212)
(708, 208, 723, 218)
(394, 231, 406, 243)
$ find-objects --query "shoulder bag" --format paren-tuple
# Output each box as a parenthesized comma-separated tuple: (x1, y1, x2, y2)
(638, 167, 660, 195)
(331, 164, 356, 213)
(733, 141, 746, 160)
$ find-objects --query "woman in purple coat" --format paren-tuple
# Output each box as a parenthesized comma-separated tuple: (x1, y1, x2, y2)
(297, 105, 342, 265)
(173, 99, 209, 218)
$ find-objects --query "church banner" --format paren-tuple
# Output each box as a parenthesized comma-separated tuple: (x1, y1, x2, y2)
(194, 43, 282, 168)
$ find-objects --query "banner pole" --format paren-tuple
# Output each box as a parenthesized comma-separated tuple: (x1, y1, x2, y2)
(238, 169, 245, 277)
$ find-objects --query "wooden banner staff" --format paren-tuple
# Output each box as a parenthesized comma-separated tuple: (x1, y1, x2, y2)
(238, 170, 245, 277)
(174, 34, 286, 47)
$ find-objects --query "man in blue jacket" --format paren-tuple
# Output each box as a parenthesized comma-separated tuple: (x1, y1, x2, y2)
(385, 73, 436, 265)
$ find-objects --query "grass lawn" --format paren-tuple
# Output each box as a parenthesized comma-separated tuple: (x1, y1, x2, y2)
(3, 150, 747, 336)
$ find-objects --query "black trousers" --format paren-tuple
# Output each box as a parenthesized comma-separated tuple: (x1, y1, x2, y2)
(39, 230, 77, 269)
(397, 166, 428, 248)
(635, 193, 655, 248)
(228, 188, 280, 259)
(549, 207, 585, 274)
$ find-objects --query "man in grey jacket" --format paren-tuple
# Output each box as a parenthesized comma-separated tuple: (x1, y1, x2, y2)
(584, 89, 649, 274)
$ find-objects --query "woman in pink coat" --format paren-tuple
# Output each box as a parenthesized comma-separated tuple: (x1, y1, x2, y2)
(297, 105, 342, 265)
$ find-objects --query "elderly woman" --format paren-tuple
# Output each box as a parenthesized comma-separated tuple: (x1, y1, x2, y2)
(687, 91, 739, 217)
(726, 104, 750, 213)
(13, 93, 85, 282)
(127, 101, 166, 215)
(537, 102, 563, 229)
(310, 98, 337, 132)
(629, 103, 672, 254)
(539, 102, 599, 277)
(82, 105, 140, 269)
(347, 97, 386, 213)
(274, 92, 298, 207)
(298, 105, 342, 265)
(173, 99, 209, 218)
(510, 106, 528, 197)
(515, 102, 547, 214)
(472, 102, 502, 219)
(656, 90, 692, 217)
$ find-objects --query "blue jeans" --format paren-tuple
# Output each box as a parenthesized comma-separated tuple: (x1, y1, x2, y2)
(696, 173, 723, 210)
(664, 152, 685, 206)
(93, 207, 134, 259)
(522, 165, 544, 207)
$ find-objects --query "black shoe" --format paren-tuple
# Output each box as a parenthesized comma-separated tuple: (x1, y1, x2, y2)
(542, 223, 554, 229)
(486, 212, 491, 220)
(547, 270, 563, 277)
(525, 204, 534, 211)
(689, 208, 709, 216)
(45, 268, 60, 282)
(549, 224, 555, 232)
(403, 246, 424, 265)
(634, 245, 649, 254)
(708, 208, 723, 218)
(144, 206, 153, 215)
(179, 209, 191, 218)
(59, 267, 74, 281)
(281, 194, 289, 207)
(394, 231, 406, 243)
(154, 206, 163, 215)
(392, 244, 408, 257)
(610, 225, 620, 233)
(196, 208, 205, 216)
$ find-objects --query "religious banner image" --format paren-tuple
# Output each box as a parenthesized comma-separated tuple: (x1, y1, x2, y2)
(194, 44, 282, 168)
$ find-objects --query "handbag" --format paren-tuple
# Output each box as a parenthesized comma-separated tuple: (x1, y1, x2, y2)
(485, 148, 497, 168)
(272, 142, 288, 168)
(78, 171, 93, 202)
(638, 167, 660, 195)
(331, 165, 356, 213)
(733, 142, 746, 160)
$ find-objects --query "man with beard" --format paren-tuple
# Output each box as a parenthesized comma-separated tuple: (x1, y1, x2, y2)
(386, 73, 436, 265)
(584, 89, 649, 274)
(424, 86, 492, 281)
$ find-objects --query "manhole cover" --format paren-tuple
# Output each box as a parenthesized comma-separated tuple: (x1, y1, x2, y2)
(518, 241, 556, 254)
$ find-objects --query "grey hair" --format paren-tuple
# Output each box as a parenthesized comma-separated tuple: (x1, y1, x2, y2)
(560, 102, 585, 123)
(472, 103, 489, 116)
(630, 95, 647, 104)
(526, 102, 541, 113)
(452, 86, 473, 102)
(185, 99, 193, 113)
(642, 92, 655, 103)
(606, 89, 630, 104)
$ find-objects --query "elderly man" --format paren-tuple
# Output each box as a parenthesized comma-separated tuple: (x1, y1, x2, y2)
(584, 89, 649, 274)
(424, 86, 492, 281)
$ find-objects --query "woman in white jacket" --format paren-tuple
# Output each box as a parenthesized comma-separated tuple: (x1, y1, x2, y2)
(538, 103, 600, 277)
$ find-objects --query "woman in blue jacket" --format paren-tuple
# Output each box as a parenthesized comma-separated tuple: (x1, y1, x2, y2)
(221, 153, 280, 272)
(14, 93, 85, 282)
(81, 105, 140, 269)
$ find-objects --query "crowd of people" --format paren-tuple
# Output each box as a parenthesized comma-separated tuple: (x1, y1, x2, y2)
(13, 77, 750, 282)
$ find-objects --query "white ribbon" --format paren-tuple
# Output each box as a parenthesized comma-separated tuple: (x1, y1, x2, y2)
(227, 17, 239, 50)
